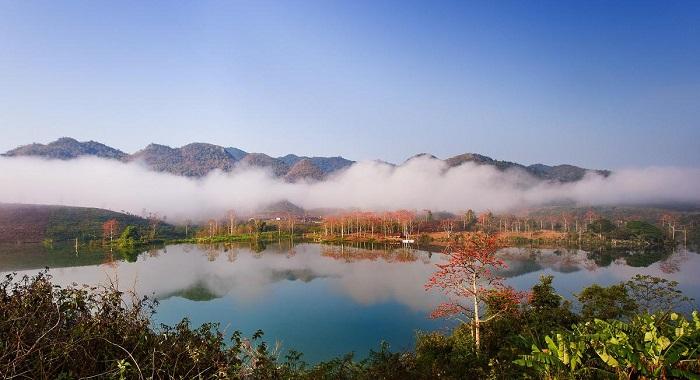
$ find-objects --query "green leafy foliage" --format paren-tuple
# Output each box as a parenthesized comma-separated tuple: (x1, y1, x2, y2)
(117, 225, 140, 248)
(577, 283, 638, 321)
(413, 325, 486, 379)
(525, 275, 579, 340)
(626, 274, 694, 314)
(588, 218, 616, 235)
(517, 312, 700, 379)
(625, 220, 666, 244)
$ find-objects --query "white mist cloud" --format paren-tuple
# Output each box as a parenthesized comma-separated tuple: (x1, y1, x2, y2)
(0, 156, 699, 221)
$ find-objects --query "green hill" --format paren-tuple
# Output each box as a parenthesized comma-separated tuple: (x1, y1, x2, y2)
(0, 203, 181, 244)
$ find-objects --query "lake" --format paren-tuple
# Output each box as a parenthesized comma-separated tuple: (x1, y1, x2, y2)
(0, 241, 698, 363)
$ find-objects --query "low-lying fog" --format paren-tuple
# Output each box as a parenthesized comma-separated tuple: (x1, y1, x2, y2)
(0, 156, 699, 221)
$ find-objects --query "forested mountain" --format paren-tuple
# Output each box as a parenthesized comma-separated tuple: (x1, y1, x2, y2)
(238, 153, 290, 177)
(128, 143, 237, 177)
(3, 137, 127, 160)
(278, 154, 354, 174)
(284, 159, 325, 182)
(444, 153, 610, 181)
(3, 138, 607, 182)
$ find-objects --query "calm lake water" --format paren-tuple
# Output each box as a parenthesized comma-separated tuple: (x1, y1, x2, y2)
(0, 241, 698, 362)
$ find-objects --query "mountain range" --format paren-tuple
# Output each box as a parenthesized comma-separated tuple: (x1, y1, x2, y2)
(2, 137, 609, 182)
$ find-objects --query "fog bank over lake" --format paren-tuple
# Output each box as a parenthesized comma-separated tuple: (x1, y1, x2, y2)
(1, 156, 699, 221)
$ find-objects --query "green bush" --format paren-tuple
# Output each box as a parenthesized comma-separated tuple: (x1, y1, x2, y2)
(0, 271, 291, 379)
(588, 218, 616, 235)
(117, 225, 140, 248)
(516, 312, 700, 379)
(625, 220, 665, 244)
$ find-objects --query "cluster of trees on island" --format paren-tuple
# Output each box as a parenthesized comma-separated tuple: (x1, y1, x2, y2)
(2, 230, 698, 379)
(310, 207, 694, 251)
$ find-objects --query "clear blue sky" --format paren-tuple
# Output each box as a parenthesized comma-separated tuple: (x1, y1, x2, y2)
(0, 0, 698, 168)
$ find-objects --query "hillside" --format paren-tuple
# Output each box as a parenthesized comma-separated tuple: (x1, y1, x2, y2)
(284, 159, 325, 182)
(238, 153, 290, 176)
(257, 200, 306, 217)
(0, 203, 179, 244)
(278, 154, 354, 174)
(128, 143, 237, 177)
(3, 137, 127, 160)
(443, 153, 610, 181)
(2, 137, 607, 182)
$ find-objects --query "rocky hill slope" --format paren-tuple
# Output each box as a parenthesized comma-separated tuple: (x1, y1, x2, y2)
(3, 138, 607, 182)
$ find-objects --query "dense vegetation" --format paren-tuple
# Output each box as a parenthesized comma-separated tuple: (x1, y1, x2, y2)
(1, 270, 697, 379)
(0, 204, 181, 244)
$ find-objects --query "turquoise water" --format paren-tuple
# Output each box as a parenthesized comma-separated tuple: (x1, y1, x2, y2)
(1, 242, 698, 362)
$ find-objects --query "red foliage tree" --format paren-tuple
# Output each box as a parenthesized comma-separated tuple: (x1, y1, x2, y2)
(102, 219, 119, 246)
(425, 231, 520, 350)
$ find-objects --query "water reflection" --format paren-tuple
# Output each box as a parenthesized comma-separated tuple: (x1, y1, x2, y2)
(0, 243, 439, 309)
(1, 242, 697, 308)
(0, 242, 698, 362)
(2, 242, 697, 305)
(498, 247, 700, 306)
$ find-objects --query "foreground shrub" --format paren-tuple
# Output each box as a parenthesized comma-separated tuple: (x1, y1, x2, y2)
(0, 271, 290, 379)
(516, 312, 700, 379)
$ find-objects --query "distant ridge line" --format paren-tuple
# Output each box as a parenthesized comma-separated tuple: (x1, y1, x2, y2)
(2, 137, 609, 182)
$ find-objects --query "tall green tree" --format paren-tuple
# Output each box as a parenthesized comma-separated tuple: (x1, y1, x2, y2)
(625, 274, 693, 314)
(524, 275, 578, 341)
(577, 283, 637, 321)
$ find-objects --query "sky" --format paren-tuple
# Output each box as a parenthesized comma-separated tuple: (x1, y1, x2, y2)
(0, 0, 698, 169)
